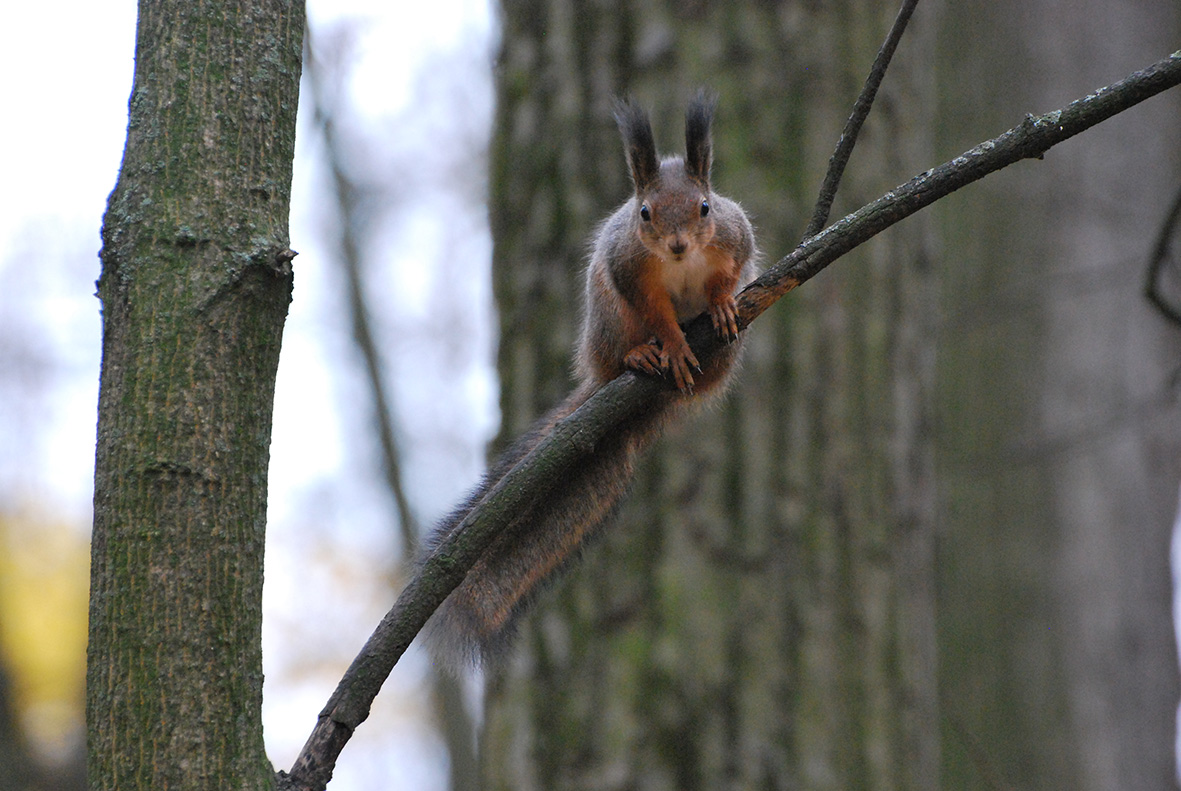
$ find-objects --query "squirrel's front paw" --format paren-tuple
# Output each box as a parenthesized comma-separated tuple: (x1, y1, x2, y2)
(625, 340, 698, 394)
(661, 341, 700, 394)
(624, 342, 664, 377)
(665, 356, 697, 394)
(709, 295, 740, 343)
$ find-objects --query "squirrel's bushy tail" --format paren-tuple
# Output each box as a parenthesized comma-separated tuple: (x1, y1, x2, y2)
(420, 383, 673, 669)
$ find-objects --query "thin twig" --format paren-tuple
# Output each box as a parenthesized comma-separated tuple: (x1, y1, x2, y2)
(283, 50, 1181, 791)
(804, 0, 921, 239)
(739, 52, 1181, 328)
(305, 32, 419, 551)
(284, 27, 478, 791)
(1145, 184, 1181, 327)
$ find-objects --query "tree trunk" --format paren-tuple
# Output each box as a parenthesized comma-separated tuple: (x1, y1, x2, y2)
(935, 2, 1181, 789)
(0, 656, 37, 791)
(482, 2, 939, 789)
(86, 1, 302, 788)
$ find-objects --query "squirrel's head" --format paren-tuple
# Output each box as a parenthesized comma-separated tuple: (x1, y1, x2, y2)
(614, 92, 718, 261)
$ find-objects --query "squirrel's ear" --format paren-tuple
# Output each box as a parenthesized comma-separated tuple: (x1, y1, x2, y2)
(685, 89, 716, 187)
(613, 97, 660, 192)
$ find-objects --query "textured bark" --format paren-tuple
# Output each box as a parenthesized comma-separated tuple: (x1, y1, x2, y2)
(86, 1, 302, 789)
(483, 2, 939, 789)
(935, 3, 1181, 789)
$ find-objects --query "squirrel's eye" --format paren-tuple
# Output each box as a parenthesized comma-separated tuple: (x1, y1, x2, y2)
(640, 204, 651, 222)
(700, 200, 710, 217)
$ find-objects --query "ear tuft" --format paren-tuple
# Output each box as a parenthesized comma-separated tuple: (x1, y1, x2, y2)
(685, 89, 717, 187)
(613, 97, 660, 191)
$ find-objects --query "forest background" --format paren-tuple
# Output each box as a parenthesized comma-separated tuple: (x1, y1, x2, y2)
(1, 0, 1180, 790)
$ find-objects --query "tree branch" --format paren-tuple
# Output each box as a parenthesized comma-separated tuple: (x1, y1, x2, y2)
(294, 24, 480, 791)
(304, 30, 420, 552)
(740, 51, 1181, 327)
(283, 49, 1181, 791)
(1145, 183, 1181, 327)
(805, 0, 921, 238)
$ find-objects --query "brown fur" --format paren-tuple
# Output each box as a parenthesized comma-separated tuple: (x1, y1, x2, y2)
(422, 93, 758, 669)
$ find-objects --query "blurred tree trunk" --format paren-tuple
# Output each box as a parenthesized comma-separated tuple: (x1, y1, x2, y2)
(0, 649, 85, 791)
(483, 2, 939, 789)
(935, 2, 1181, 789)
(87, 0, 302, 789)
(0, 657, 37, 791)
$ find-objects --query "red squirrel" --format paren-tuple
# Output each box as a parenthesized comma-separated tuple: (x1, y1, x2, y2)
(423, 92, 758, 668)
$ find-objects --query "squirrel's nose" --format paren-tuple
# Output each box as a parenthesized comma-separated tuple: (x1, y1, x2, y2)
(669, 239, 687, 256)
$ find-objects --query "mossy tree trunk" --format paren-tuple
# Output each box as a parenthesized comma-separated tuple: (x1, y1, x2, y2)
(483, 2, 939, 789)
(86, 1, 303, 789)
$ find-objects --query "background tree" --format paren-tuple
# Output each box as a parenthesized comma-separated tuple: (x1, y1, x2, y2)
(936, 1, 1181, 788)
(66, 0, 1181, 788)
(86, 0, 303, 788)
(480, 2, 1180, 790)
(0, 658, 38, 791)
(483, 3, 939, 789)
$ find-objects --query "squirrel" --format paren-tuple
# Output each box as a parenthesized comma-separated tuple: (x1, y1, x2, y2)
(422, 91, 758, 668)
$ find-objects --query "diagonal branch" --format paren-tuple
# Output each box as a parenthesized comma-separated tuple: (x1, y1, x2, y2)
(282, 49, 1181, 791)
(741, 51, 1181, 326)
(805, 0, 922, 238)
(1145, 183, 1181, 327)
(305, 39, 420, 553)
(298, 24, 481, 791)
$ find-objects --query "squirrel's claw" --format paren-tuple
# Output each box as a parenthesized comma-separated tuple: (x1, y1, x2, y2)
(667, 359, 695, 394)
(709, 296, 741, 343)
(625, 340, 697, 394)
(624, 342, 664, 377)
(664, 343, 699, 394)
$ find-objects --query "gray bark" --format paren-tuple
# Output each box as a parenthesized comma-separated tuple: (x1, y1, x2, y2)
(87, 1, 302, 788)
(935, 2, 1181, 788)
(483, 2, 940, 789)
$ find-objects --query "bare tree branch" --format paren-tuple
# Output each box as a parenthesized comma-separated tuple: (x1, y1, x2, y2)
(304, 30, 419, 551)
(1145, 183, 1181, 327)
(740, 51, 1181, 327)
(805, 0, 922, 238)
(299, 25, 480, 791)
(283, 49, 1181, 791)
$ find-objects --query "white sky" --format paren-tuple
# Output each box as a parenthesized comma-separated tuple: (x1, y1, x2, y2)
(0, 2, 498, 788)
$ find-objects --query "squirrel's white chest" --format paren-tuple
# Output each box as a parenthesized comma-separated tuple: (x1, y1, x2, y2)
(659, 248, 712, 322)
